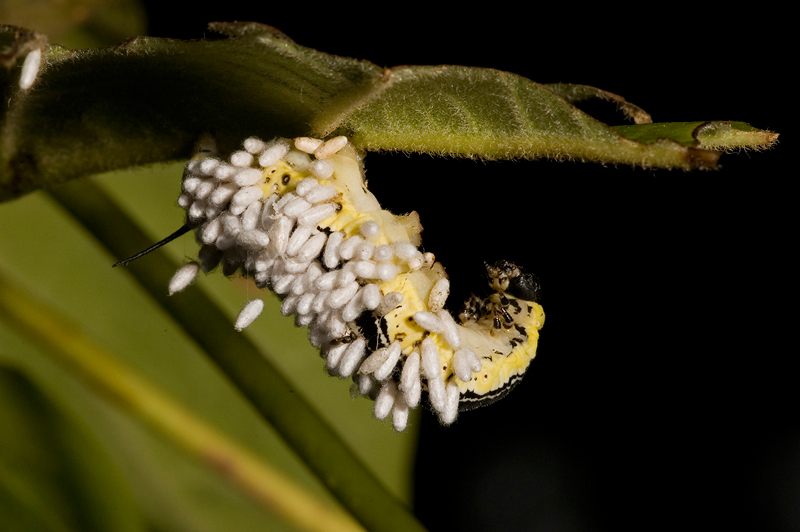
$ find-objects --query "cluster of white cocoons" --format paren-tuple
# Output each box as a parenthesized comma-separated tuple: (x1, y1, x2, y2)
(169, 135, 481, 431)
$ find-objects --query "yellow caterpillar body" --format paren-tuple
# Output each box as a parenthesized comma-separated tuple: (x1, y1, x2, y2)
(170, 136, 544, 430)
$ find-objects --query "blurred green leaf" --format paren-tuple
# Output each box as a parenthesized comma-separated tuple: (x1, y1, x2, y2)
(0, 0, 146, 49)
(0, 270, 365, 532)
(0, 22, 778, 201)
(0, 364, 145, 532)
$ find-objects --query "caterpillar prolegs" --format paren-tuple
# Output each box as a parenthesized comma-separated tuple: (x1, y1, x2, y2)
(166, 135, 545, 431)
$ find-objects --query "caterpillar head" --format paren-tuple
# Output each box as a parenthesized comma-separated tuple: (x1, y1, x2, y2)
(456, 261, 545, 411)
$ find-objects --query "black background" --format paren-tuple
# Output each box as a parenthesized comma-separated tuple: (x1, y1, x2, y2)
(142, 5, 793, 531)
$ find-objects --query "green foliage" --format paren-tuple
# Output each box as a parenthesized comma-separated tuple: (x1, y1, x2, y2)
(0, 18, 780, 532)
(0, 22, 778, 202)
(0, 366, 143, 532)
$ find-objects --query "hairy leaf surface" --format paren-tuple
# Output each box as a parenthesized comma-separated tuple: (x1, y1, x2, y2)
(0, 22, 778, 202)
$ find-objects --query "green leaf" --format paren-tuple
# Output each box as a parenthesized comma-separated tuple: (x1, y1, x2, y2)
(543, 82, 653, 125)
(0, 365, 145, 532)
(0, 271, 365, 532)
(612, 121, 779, 150)
(0, 22, 778, 202)
(0, 0, 146, 50)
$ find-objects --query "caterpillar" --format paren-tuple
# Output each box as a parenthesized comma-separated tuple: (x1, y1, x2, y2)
(148, 135, 544, 431)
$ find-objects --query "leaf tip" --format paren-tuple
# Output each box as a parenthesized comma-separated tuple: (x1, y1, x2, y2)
(694, 121, 779, 152)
